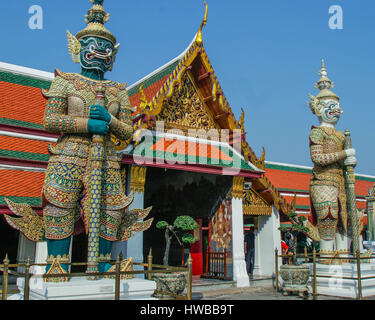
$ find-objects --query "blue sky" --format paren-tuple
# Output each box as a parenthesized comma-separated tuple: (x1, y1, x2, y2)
(1, 0, 374, 175)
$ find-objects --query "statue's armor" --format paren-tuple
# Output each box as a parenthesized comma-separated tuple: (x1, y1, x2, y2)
(42, 70, 133, 241)
(309, 125, 348, 240)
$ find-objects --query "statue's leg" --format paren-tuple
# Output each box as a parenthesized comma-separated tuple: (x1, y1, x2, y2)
(43, 203, 75, 273)
(43, 161, 85, 275)
(98, 210, 124, 272)
(335, 227, 351, 253)
(46, 238, 71, 272)
(97, 166, 129, 272)
(311, 185, 339, 263)
(98, 237, 113, 272)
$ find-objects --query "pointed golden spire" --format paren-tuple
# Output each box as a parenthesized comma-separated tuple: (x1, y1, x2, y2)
(195, 2, 208, 46)
(308, 59, 339, 115)
(314, 59, 339, 101)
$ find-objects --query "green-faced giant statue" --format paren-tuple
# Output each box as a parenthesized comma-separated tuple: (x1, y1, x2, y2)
(3, 0, 153, 280)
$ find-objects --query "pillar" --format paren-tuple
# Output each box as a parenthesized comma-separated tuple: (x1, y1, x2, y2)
(231, 176, 250, 287)
(111, 166, 147, 279)
(16, 234, 36, 274)
(254, 206, 281, 277)
(366, 189, 375, 241)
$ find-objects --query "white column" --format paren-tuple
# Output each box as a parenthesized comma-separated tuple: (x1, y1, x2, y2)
(127, 191, 145, 279)
(111, 166, 146, 279)
(16, 234, 36, 274)
(231, 196, 250, 287)
(31, 241, 47, 275)
(254, 206, 281, 277)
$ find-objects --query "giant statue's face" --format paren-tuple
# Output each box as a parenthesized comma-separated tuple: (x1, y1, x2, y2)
(79, 36, 115, 73)
(319, 99, 343, 125)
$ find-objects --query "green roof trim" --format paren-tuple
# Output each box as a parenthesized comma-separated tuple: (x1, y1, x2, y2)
(127, 60, 181, 97)
(278, 188, 309, 194)
(0, 195, 42, 207)
(265, 163, 312, 174)
(295, 205, 311, 210)
(0, 117, 44, 130)
(0, 71, 52, 90)
(356, 175, 375, 183)
(0, 149, 49, 162)
(266, 163, 375, 183)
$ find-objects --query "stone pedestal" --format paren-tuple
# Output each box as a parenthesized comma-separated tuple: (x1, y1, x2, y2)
(9, 277, 157, 300)
(310, 262, 375, 299)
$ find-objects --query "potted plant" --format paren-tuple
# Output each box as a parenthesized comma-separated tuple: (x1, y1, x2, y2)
(278, 210, 311, 299)
(153, 215, 198, 298)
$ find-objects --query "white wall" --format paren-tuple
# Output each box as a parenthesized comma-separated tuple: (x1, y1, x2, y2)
(254, 206, 281, 277)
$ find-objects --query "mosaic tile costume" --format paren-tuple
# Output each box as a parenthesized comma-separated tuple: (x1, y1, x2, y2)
(305, 61, 357, 263)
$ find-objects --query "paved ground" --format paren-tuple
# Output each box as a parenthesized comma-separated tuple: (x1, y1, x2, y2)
(194, 285, 348, 300)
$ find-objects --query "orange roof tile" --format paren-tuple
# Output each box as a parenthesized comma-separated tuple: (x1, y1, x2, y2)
(265, 168, 311, 191)
(129, 75, 171, 116)
(152, 138, 233, 162)
(0, 135, 50, 155)
(355, 179, 374, 197)
(0, 81, 46, 126)
(282, 195, 311, 207)
(0, 170, 44, 198)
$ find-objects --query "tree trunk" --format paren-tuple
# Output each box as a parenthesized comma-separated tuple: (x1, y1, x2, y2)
(163, 228, 172, 266)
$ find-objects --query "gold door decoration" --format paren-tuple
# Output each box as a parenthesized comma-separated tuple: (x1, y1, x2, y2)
(156, 72, 216, 131)
(130, 166, 147, 194)
(243, 188, 272, 216)
(232, 176, 244, 199)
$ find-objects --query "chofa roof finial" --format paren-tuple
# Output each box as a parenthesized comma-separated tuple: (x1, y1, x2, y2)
(195, 2, 208, 46)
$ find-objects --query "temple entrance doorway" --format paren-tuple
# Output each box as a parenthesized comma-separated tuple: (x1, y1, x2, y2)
(0, 218, 19, 263)
(143, 167, 232, 277)
(71, 232, 88, 273)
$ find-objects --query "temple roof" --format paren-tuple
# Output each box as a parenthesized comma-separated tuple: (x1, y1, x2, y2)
(265, 161, 374, 225)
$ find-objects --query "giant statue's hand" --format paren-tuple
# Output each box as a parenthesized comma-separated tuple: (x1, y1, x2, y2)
(345, 148, 356, 158)
(90, 105, 111, 123)
(88, 119, 109, 135)
(344, 156, 357, 167)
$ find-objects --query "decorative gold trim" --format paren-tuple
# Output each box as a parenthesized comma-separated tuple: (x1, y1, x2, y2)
(104, 258, 134, 280)
(46, 254, 70, 265)
(130, 166, 147, 194)
(242, 187, 272, 216)
(232, 176, 244, 199)
(186, 71, 220, 130)
(45, 256, 70, 283)
(195, 2, 208, 46)
(243, 205, 272, 216)
(156, 71, 218, 131)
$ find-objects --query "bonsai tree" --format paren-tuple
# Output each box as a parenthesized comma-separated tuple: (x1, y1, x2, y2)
(279, 211, 310, 265)
(156, 215, 198, 266)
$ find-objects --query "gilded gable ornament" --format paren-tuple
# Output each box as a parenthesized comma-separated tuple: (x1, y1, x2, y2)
(242, 188, 272, 216)
(156, 72, 216, 130)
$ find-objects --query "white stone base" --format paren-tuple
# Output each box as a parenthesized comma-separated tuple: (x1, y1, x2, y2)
(9, 276, 157, 300)
(310, 262, 375, 299)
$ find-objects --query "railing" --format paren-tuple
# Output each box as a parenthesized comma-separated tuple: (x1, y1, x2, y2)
(204, 251, 228, 280)
(274, 248, 375, 300)
(0, 249, 193, 301)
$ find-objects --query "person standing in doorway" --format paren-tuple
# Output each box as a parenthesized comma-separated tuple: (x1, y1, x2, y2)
(244, 228, 255, 279)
